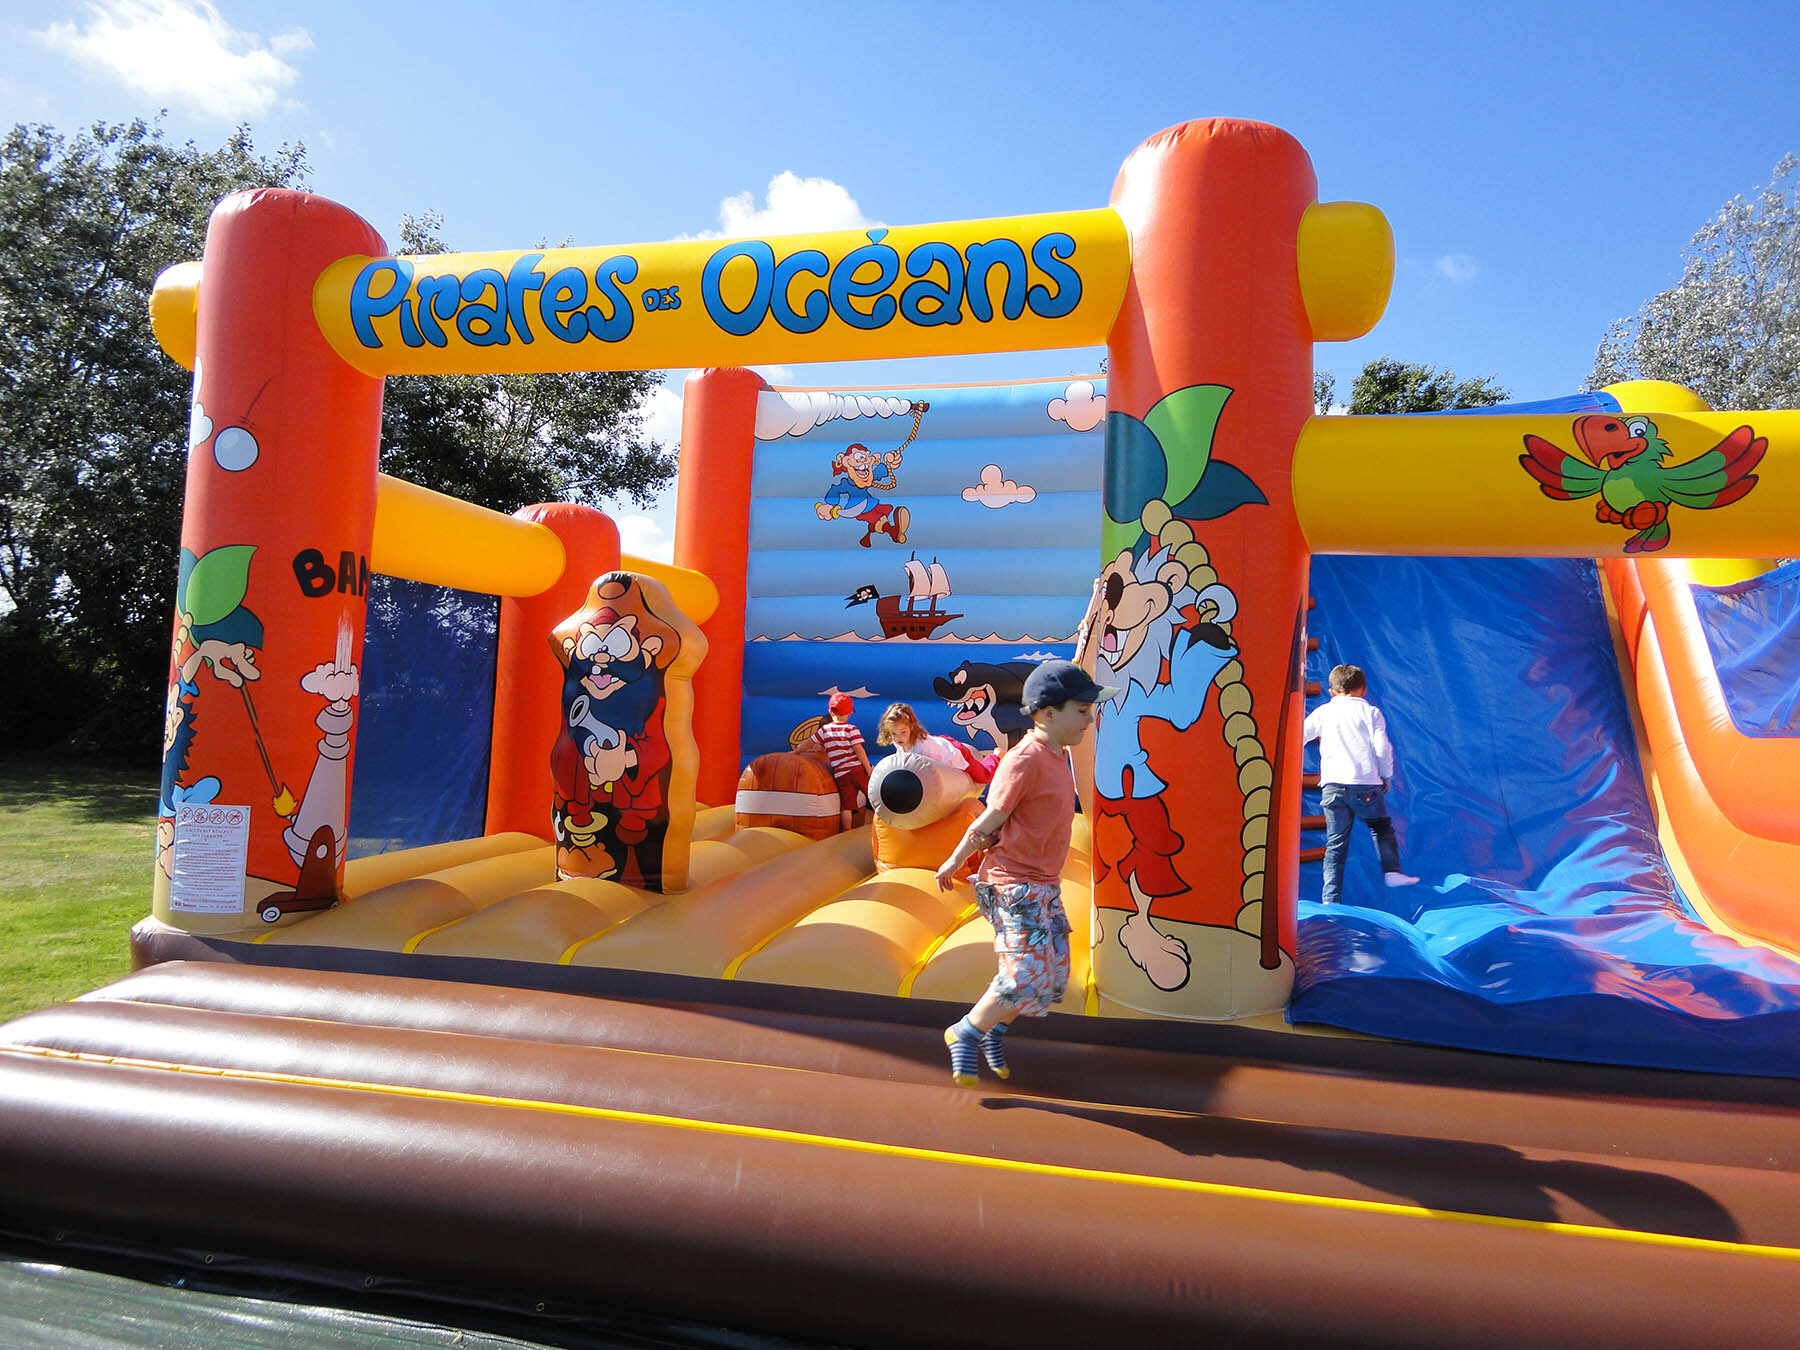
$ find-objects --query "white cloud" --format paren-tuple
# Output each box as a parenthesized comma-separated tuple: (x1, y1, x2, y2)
(640, 381, 685, 450)
(961, 464, 1037, 509)
(37, 1, 311, 121)
(615, 512, 674, 564)
(1434, 253, 1479, 284)
(689, 171, 880, 240)
(1047, 379, 1106, 432)
(187, 400, 212, 450)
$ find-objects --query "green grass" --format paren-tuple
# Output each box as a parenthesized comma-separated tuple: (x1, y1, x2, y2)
(0, 755, 159, 1021)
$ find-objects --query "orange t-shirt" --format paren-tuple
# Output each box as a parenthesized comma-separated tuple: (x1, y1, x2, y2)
(977, 731, 1076, 887)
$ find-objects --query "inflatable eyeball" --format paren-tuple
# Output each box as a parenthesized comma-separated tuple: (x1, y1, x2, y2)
(212, 425, 259, 472)
(869, 750, 978, 830)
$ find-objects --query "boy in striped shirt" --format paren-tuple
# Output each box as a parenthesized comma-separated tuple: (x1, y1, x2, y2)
(810, 693, 872, 831)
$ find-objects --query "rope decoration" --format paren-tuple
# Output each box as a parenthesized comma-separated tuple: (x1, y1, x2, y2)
(866, 401, 930, 493)
(1138, 500, 1269, 919)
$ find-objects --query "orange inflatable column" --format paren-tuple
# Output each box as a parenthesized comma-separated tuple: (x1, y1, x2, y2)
(153, 189, 386, 932)
(486, 504, 620, 839)
(1090, 120, 1315, 1018)
(674, 367, 765, 806)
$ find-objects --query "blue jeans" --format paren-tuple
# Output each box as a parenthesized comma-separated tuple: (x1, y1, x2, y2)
(1320, 783, 1401, 904)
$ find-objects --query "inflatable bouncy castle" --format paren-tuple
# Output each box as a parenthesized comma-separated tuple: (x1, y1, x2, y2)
(5, 119, 1800, 1346)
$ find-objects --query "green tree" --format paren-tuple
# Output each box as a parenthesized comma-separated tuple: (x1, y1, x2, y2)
(378, 211, 675, 513)
(1589, 155, 1798, 411)
(1347, 357, 1508, 414)
(1, 127, 676, 756)
(0, 118, 309, 753)
(1313, 370, 1337, 414)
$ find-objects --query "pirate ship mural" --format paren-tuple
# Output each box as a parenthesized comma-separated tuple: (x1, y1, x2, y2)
(844, 554, 963, 640)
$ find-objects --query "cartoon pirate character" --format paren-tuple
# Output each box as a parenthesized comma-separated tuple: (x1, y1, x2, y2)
(551, 679, 620, 879)
(1079, 517, 1240, 992)
(158, 545, 265, 880)
(551, 575, 682, 889)
(815, 442, 912, 547)
(277, 625, 360, 904)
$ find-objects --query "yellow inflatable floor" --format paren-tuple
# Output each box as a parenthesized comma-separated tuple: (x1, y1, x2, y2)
(242, 805, 1098, 1015)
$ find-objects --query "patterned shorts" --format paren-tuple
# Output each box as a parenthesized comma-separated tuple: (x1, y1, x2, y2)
(973, 880, 1072, 1017)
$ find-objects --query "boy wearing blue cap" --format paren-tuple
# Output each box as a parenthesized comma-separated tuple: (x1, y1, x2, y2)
(934, 659, 1116, 1086)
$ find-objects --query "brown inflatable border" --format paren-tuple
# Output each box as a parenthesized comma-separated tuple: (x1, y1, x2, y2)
(3, 961, 1800, 1347)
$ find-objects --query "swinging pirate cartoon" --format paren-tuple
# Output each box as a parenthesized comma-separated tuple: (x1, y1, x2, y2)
(813, 401, 929, 547)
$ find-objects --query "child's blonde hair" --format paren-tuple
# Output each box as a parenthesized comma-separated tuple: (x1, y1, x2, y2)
(876, 701, 923, 747)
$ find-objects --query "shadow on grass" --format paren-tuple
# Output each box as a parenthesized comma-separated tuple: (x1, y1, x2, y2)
(0, 755, 159, 825)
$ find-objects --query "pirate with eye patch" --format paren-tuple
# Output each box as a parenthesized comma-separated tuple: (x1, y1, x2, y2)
(552, 599, 674, 887)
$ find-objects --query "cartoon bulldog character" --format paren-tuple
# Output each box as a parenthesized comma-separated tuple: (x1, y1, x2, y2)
(932, 660, 1036, 753)
(1079, 516, 1240, 992)
(815, 442, 911, 547)
(551, 572, 700, 890)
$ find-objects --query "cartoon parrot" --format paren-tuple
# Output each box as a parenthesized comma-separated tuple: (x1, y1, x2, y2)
(1518, 413, 1766, 553)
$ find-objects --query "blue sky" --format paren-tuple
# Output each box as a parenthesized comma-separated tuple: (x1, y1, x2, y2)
(4, 1, 1795, 557)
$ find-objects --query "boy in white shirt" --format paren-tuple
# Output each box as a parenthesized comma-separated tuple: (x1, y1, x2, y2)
(1302, 664, 1419, 904)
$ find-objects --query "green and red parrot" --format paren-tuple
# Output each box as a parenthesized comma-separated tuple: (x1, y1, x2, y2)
(1518, 413, 1766, 553)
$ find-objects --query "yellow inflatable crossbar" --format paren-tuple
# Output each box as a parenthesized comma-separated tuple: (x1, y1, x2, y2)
(372, 474, 566, 595)
(148, 261, 202, 369)
(1295, 410, 1800, 558)
(1296, 201, 1393, 342)
(619, 553, 718, 624)
(370, 475, 718, 617)
(313, 210, 1130, 375)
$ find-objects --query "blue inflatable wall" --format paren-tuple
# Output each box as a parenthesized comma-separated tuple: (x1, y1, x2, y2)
(1693, 559, 1800, 736)
(1293, 555, 1800, 1076)
(347, 576, 498, 856)
(740, 378, 1105, 762)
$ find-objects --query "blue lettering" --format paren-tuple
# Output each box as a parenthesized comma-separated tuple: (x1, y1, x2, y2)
(396, 293, 424, 348)
(964, 239, 1029, 322)
(829, 232, 899, 330)
(1028, 233, 1081, 319)
(586, 256, 637, 343)
(349, 259, 413, 348)
(504, 253, 546, 344)
(456, 268, 509, 346)
(539, 267, 590, 342)
(415, 275, 459, 347)
(702, 242, 774, 337)
(771, 249, 829, 334)
(899, 242, 964, 327)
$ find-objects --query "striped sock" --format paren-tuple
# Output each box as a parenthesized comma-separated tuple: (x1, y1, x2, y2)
(981, 1023, 1010, 1079)
(944, 1017, 981, 1087)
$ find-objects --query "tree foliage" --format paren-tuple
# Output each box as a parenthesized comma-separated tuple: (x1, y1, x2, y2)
(379, 212, 675, 513)
(1589, 155, 1799, 411)
(0, 125, 676, 755)
(1345, 357, 1508, 414)
(0, 118, 309, 752)
(1312, 370, 1337, 415)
